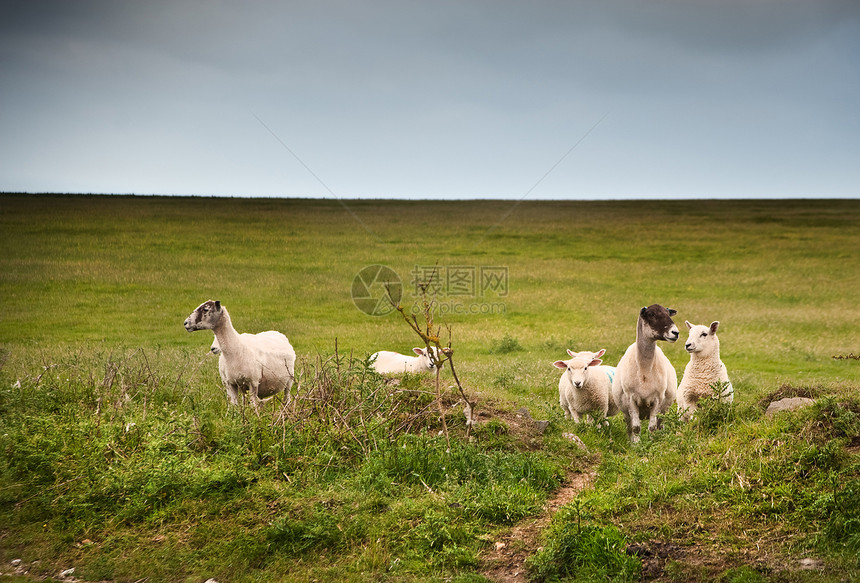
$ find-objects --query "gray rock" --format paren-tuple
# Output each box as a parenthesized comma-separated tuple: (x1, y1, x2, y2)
(798, 558, 824, 570)
(765, 397, 815, 416)
(516, 407, 549, 434)
(562, 432, 589, 452)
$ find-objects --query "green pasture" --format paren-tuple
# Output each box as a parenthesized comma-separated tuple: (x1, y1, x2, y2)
(1, 194, 857, 388)
(0, 194, 858, 582)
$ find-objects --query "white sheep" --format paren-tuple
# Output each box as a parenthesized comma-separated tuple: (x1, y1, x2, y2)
(183, 300, 296, 407)
(611, 304, 680, 443)
(210, 337, 221, 355)
(677, 320, 733, 421)
(553, 349, 618, 423)
(370, 347, 439, 375)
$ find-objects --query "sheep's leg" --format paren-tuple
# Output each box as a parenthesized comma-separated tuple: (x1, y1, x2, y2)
(225, 384, 240, 406)
(648, 408, 661, 433)
(571, 410, 581, 423)
(560, 397, 571, 419)
(249, 381, 262, 413)
(599, 406, 610, 427)
(680, 401, 696, 422)
(626, 403, 641, 443)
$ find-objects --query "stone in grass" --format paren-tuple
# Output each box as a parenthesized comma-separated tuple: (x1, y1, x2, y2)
(765, 397, 815, 416)
(562, 432, 589, 452)
(798, 558, 824, 570)
(516, 407, 550, 434)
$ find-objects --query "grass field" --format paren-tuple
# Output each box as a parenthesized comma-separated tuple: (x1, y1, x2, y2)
(0, 193, 858, 582)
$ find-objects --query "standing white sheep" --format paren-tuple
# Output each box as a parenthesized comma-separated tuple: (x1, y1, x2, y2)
(553, 349, 618, 423)
(677, 320, 733, 421)
(183, 300, 296, 407)
(611, 304, 680, 443)
(370, 347, 439, 375)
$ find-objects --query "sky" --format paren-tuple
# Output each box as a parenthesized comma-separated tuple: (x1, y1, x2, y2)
(1, 0, 858, 200)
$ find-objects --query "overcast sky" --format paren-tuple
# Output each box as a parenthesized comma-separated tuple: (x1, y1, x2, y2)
(1, 0, 858, 200)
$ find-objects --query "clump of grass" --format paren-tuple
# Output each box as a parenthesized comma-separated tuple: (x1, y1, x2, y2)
(818, 478, 860, 557)
(491, 370, 515, 389)
(718, 565, 769, 583)
(800, 396, 860, 441)
(527, 501, 640, 582)
(267, 503, 347, 557)
(690, 382, 741, 434)
(490, 334, 523, 354)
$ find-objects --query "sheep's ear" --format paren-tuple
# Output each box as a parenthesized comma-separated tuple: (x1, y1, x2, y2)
(668, 308, 678, 316)
(640, 306, 648, 317)
(413, 347, 425, 356)
(566, 349, 577, 357)
(595, 349, 606, 359)
(553, 360, 568, 369)
(709, 321, 720, 334)
(589, 358, 603, 367)
(214, 300, 221, 310)
(685, 320, 693, 329)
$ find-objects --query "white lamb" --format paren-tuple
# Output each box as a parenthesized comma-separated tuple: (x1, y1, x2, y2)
(553, 349, 618, 423)
(677, 320, 733, 421)
(370, 347, 439, 375)
(183, 300, 296, 407)
(612, 304, 680, 443)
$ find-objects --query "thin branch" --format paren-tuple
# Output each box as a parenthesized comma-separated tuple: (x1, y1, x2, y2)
(384, 265, 478, 440)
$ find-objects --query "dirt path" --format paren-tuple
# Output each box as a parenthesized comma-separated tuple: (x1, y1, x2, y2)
(480, 468, 597, 583)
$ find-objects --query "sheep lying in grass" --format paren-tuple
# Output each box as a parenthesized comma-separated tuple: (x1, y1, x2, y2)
(184, 300, 296, 407)
(677, 320, 733, 421)
(370, 347, 439, 375)
(612, 304, 680, 443)
(553, 349, 618, 423)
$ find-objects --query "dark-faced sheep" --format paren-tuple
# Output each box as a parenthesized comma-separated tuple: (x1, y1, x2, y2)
(611, 304, 679, 443)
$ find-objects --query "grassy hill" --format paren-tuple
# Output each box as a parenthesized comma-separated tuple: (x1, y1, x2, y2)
(0, 194, 858, 582)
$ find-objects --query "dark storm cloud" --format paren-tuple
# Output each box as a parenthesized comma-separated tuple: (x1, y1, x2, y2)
(0, 0, 857, 198)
